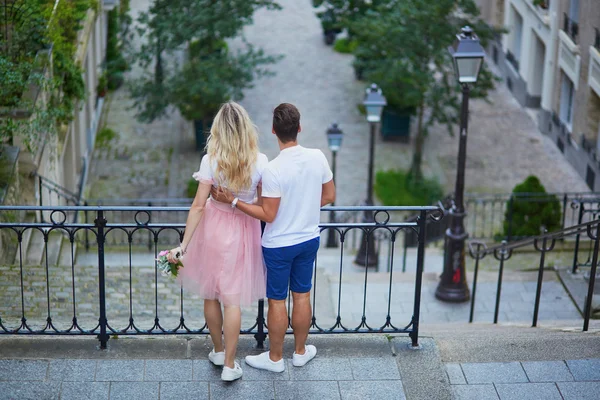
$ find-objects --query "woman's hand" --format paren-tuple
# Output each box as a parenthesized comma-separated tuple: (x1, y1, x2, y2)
(211, 186, 235, 203)
(167, 247, 183, 264)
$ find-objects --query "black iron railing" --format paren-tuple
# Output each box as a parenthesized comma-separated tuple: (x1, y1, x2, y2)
(463, 192, 598, 242)
(563, 13, 579, 44)
(468, 218, 599, 331)
(595, 28, 600, 51)
(0, 205, 442, 349)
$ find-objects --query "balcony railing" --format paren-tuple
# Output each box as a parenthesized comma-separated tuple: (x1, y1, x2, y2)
(0, 205, 442, 349)
(505, 50, 520, 71)
(563, 13, 579, 44)
(595, 28, 600, 52)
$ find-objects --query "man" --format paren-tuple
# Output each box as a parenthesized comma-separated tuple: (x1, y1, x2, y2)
(211, 103, 335, 372)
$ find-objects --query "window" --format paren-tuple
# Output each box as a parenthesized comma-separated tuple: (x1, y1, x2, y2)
(559, 73, 575, 129)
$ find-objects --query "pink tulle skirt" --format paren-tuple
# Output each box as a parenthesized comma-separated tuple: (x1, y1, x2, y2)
(177, 199, 266, 307)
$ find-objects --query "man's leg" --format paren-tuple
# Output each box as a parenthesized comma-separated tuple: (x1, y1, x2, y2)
(291, 291, 311, 355)
(289, 238, 319, 365)
(267, 298, 288, 362)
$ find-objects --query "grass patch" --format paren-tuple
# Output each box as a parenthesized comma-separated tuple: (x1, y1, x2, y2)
(333, 38, 358, 54)
(375, 169, 444, 206)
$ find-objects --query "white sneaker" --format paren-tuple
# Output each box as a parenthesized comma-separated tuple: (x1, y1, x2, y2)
(221, 361, 243, 381)
(245, 351, 285, 372)
(292, 345, 317, 367)
(208, 349, 225, 366)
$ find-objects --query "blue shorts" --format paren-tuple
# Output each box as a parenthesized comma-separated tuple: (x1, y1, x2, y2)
(262, 237, 320, 300)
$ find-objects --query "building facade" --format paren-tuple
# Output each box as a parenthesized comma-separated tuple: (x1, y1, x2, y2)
(477, 0, 600, 190)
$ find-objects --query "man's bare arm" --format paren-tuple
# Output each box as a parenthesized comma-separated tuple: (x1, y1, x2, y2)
(321, 179, 336, 207)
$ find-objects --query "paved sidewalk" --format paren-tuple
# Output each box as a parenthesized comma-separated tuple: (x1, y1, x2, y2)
(447, 359, 600, 400)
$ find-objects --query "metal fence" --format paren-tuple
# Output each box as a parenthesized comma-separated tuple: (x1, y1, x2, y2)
(0, 205, 441, 349)
(467, 219, 599, 331)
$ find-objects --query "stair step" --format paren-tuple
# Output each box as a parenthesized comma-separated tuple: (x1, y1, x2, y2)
(14, 214, 36, 265)
(42, 232, 63, 268)
(24, 227, 45, 266)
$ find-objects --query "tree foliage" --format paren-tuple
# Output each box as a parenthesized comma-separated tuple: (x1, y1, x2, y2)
(128, 0, 281, 123)
(349, 0, 502, 182)
(503, 176, 562, 238)
(312, 0, 389, 36)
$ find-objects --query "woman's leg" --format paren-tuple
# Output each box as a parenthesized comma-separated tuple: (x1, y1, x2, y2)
(223, 304, 241, 368)
(204, 299, 224, 352)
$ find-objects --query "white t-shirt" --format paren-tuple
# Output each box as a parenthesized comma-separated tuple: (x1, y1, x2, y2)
(261, 145, 333, 248)
(193, 153, 269, 203)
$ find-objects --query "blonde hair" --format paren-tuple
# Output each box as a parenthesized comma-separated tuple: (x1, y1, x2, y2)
(205, 102, 259, 193)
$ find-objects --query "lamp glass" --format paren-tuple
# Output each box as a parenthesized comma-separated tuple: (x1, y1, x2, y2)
(327, 133, 343, 152)
(366, 105, 383, 122)
(455, 57, 483, 83)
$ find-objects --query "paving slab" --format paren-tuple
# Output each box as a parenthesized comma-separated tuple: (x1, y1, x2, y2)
(461, 362, 528, 384)
(109, 381, 159, 400)
(144, 359, 192, 381)
(338, 380, 406, 400)
(60, 381, 110, 400)
(557, 382, 600, 400)
(210, 380, 275, 400)
(565, 359, 600, 381)
(521, 361, 574, 382)
(275, 381, 341, 400)
(191, 360, 222, 381)
(0, 381, 60, 400)
(452, 384, 499, 400)
(48, 359, 96, 381)
(349, 357, 400, 380)
(95, 360, 144, 381)
(286, 358, 353, 381)
(0, 359, 48, 381)
(159, 382, 210, 400)
(494, 382, 563, 400)
(445, 363, 467, 385)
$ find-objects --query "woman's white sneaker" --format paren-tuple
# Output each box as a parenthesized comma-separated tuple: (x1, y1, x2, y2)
(245, 351, 285, 372)
(292, 345, 317, 367)
(208, 349, 225, 366)
(221, 362, 243, 381)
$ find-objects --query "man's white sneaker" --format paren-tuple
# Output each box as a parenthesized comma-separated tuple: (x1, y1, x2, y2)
(208, 349, 225, 366)
(221, 362, 243, 381)
(245, 351, 285, 372)
(292, 345, 317, 367)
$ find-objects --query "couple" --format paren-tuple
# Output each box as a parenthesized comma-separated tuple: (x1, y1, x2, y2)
(168, 102, 335, 381)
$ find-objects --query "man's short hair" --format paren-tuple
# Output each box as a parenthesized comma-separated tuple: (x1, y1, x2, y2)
(273, 103, 300, 143)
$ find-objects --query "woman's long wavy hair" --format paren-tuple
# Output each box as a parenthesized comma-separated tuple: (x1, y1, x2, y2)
(205, 102, 259, 193)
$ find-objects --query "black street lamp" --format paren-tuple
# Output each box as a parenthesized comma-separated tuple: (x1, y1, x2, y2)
(436, 26, 485, 302)
(355, 83, 387, 267)
(326, 122, 343, 248)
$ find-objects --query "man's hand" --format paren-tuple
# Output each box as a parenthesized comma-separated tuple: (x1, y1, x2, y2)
(210, 186, 235, 203)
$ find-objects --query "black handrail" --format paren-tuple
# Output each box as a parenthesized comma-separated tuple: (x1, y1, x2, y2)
(0, 205, 441, 349)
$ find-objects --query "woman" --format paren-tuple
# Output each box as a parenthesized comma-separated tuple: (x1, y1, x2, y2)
(168, 102, 267, 381)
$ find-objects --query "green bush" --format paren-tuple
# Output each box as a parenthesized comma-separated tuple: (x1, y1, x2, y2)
(333, 38, 358, 54)
(503, 175, 561, 238)
(95, 128, 118, 149)
(187, 178, 199, 198)
(374, 169, 444, 206)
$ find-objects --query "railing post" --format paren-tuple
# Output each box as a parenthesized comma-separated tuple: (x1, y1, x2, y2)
(583, 223, 600, 332)
(38, 176, 44, 222)
(506, 195, 514, 242)
(572, 203, 585, 273)
(84, 201, 90, 251)
(254, 299, 266, 349)
(410, 210, 427, 348)
(96, 209, 109, 349)
(561, 194, 568, 230)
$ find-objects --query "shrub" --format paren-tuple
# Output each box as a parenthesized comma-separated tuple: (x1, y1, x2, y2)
(187, 178, 199, 198)
(95, 128, 118, 149)
(374, 169, 444, 206)
(333, 38, 358, 54)
(503, 175, 561, 238)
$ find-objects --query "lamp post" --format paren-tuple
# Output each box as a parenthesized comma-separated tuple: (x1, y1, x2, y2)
(326, 122, 343, 248)
(436, 26, 485, 302)
(355, 83, 387, 267)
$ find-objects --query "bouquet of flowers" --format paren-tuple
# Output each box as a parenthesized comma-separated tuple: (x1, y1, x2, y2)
(157, 250, 184, 277)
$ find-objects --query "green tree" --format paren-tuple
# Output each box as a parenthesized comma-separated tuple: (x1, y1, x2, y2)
(503, 176, 562, 238)
(128, 0, 281, 123)
(312, 0, 389, 38)
(350, 0, 502, 183)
